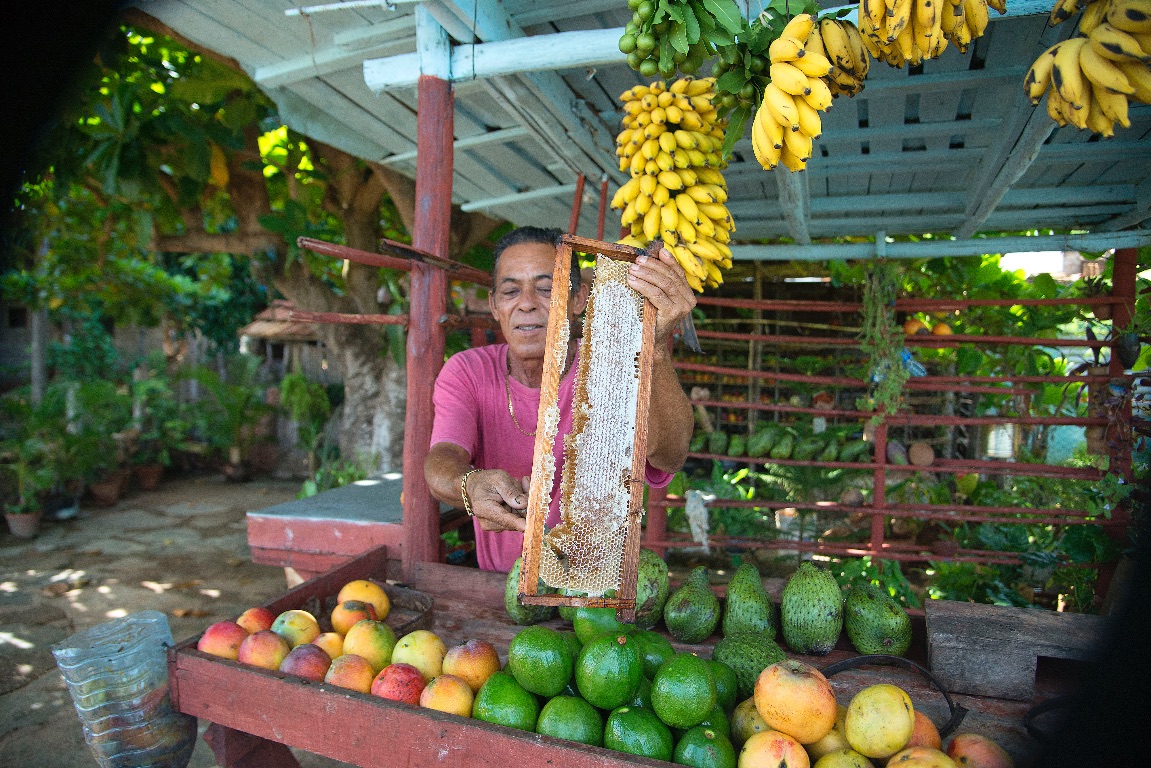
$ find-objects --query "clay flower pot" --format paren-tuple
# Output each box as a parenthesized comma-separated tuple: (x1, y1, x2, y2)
(88, 479, 121, 508)
(134, 464, 164, 491)
(5, 511, 42, 539)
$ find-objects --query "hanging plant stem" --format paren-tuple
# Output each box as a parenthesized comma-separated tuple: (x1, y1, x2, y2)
(857, 259, 908, 424)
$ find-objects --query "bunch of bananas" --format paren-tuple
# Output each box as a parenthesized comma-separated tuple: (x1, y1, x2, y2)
(750, 14, 836, 172)
(814, 17, 871, 97)
(611, 77, 734, 291)
(858, 0, 1004, 67)
(1025, 0, 1151, 135)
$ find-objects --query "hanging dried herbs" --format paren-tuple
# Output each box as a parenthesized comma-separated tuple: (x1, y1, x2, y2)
(857, 259, 907, 423)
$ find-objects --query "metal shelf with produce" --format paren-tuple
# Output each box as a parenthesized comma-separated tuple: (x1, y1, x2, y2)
(646, 251, 1139, 594)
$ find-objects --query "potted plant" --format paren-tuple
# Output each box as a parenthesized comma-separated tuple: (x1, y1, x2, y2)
(68, 380, 134, 505)
(184, 355, 275, 481)
(131, 370, 188, 491)
(1, 436, 54, 538)
(279, 372, 332, 477)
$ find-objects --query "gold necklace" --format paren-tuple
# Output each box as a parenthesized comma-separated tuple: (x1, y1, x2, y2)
(505, 347, 576, 437)
(506, 369, 536, 437)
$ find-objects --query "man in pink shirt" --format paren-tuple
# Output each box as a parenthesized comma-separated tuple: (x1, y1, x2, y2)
(424, 226, 696, 572)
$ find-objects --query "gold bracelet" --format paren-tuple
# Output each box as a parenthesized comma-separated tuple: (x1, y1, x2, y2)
(460, 468, 481, 517)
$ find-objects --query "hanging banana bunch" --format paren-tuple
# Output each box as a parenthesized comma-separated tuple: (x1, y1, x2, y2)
(814, 17, 871, 97)
(750, 14, 870, 173)
(611, 77, 735, 292)
(1025, 0, 1151, 136)
(859, 0, 1004, 67)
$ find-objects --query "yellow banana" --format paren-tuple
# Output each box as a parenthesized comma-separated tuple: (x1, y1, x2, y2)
(794, 94, 824, 138)
(820, 18, 855, 73)
(1094, 84, 1133, 126)
(644, 159, 660, 176)
(779, 141, 809, 172)
(679, 111, 705, 131)
(1108, 0, 1151, 34)
(769, 36, 807, 63)
(620, 198, 639, 226)
(689, 95, 714, 113)
(653, 184, 671, 206)
(688, 239, 722, 262)
(1090, 22, 1151, 63)
(782, 13, 818, 44)
(675, 168, 699, 187)
(674, 129, 698, 150)
(694, 214, 716, 237)
(634, 193, 653, 216)
(1049, 0, 1081, 26)
(698, 183, 728, 203)
(657, 170, 684, 190)
(685, 78, 714, 96)
(643, 204, 660, 241)
(661, 229, 680, 248)
(863, 0, 887, 37)
(656, 150, 676, 171)
(685, 185, 719, 204)
(1045, 85, 1069, 126)
(1086, 95, 1117, 136)
(641, 137, 659, 160)
(1053, 36, 1090, 109)
(657, 90, 674, 108)
(696, 167, 727, 185)
(630, 151, 647, 175)
(763, 82, 801, 132)
(1080, 40, 1137, 93)
(650, 107, 668, 125)
(677, 217, 697, 244)
(887, 0, 915, 43)
(610, 178, 636, 209)
(1116, 58, 1151, 101)
(803, 77, 834, 110)
(962, 0, 989, 38)
(771, 61, 813, 96)
(685, 148, 708, 167)
(1079, 0, 1110, 35)
(698, 202, 731, 222)
(658, 131, 678, 154)
(783, 126, 814, 160)
(665, 105, 685, 124)
(794, 50, 834, 78)
(643, 121, 668, 140)
(752, 108, 782, 169)
(669, 78, 690, 94)
(641, 93, 658, 111)
(674, 193, 699, 223)
(1024, 42, 1059, 104)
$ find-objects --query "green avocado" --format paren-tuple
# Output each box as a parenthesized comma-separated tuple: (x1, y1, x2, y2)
(780, 561, 843, 655)
(505, 557, 558, 625)
(844, 582, 912, 656)
(721, 562, 777, 639)
(635, 548, 672, 630)
(663, 566, 721, 644)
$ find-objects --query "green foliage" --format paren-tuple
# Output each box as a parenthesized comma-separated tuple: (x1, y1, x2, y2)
(857, 259, 908, 422)
(182, 355, 274, 461)
(296, 456, 371, 499)
(830, 557, 922, 609)
(280, 372, 331, 456)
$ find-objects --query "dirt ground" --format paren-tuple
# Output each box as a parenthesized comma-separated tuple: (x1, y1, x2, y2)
(0, 471, 353, 768)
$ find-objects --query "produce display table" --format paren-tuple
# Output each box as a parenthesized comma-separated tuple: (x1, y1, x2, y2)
(169, 546, 1081, 767)
(246, 475, 466, 580)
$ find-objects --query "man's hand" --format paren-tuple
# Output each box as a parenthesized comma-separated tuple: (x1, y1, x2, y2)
(627, 247, 697, 347)
(464, 469, 530, 533)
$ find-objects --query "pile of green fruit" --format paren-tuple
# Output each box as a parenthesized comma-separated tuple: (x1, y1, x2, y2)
(618, 0, 746, 80)
(500, 555, 914, 765)
(690, 422, 873, 464)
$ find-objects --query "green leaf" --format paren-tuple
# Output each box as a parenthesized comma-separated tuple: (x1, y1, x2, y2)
(684, 4, 701, 44)
(660, 35, 674, 73)
(956, 346, 985, 375)
(721, 104, 750, 159)
(701, 0, 745, 35)
(667, 4, 685, 24)
(670, 21, 690, 54)
(690, 0, 715, 33)
(715, 69, 747, 94)
(1028, 272, 1059, 298)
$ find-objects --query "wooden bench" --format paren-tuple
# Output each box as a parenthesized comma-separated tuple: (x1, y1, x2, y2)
(926, 599, 1110, 700)
(246, 474, 467, 582)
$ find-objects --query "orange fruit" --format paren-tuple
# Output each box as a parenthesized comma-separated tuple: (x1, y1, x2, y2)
(930, 323, 953, 336)
(331, 599, 377, 635)
(341, 620, 397, 674)
(312, 631, 344, 660)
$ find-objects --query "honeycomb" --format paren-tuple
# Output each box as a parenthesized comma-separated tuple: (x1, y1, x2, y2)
(537, 255, 644, 596)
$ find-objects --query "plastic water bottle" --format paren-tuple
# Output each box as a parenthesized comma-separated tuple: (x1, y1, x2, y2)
(901, 348, 927, 377)
(52, 611, 196, 768)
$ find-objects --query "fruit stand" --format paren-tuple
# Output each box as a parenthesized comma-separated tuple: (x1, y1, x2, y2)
(172, 544, 1080, 767)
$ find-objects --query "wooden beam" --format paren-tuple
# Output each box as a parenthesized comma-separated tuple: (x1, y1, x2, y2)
(459, 183, 579, 212)
(402, 5, 453, 580)
(774, 165, 811, 245)
(728, 230, 1151, 262)
(1096, 177, 1151, 232)
(380, 126, 528, 165)
(364, 27, 622, 89)
(256, 20, 414, 88)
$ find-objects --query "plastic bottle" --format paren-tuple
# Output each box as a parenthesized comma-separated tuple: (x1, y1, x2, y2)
(52, 610, 196, 768)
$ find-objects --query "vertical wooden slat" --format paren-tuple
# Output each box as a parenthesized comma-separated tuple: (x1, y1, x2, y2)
(518, 241, 575, 597)
(568, 173, 586, 235)
(871, 420, 888, 553)
(596, 177, 609, 241)
(403, 8, 454, 581)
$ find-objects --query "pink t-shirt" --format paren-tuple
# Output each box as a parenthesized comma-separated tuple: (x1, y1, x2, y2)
(430, 343, 673, 572)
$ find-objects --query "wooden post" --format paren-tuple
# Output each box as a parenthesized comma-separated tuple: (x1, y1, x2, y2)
(403, 7, 453, 581)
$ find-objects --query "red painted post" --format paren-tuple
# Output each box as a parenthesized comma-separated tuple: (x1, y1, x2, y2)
(568, 173, 586, 235)
(596, 177, 609, 241)
(403, 73, 454, 581)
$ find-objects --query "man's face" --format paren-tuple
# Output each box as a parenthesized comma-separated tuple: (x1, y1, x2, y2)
(489, 241, 587, 362)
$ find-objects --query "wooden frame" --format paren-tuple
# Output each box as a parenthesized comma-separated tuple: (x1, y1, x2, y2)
(517, 235, 658, 622)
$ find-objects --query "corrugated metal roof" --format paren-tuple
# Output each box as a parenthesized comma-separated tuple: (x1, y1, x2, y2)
(128, 1, 1150, 248)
